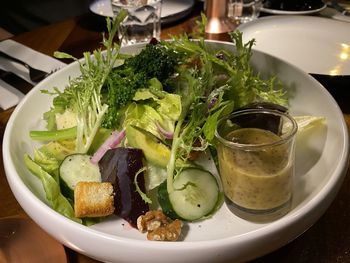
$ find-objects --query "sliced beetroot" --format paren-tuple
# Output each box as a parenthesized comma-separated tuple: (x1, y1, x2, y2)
(98, 147, 149, 227)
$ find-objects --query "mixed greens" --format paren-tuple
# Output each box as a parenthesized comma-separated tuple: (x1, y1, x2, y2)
(24, 12, 290, 225)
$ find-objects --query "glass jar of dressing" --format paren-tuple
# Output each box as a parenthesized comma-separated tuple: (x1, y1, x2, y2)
(215, 108, 298, 222)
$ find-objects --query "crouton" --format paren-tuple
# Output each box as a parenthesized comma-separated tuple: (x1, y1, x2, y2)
(74, 181, 115, 218)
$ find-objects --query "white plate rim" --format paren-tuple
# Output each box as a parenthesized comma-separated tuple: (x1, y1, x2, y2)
(261, 3, 326, 15)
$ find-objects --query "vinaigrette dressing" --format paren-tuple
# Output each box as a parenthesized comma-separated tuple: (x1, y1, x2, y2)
(218, 128, 293, 211)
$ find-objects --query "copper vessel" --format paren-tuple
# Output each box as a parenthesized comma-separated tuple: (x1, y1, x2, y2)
(205, 0, 236, 35)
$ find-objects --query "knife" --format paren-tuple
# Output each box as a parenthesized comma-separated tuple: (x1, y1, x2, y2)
(0, 68, 33, 94)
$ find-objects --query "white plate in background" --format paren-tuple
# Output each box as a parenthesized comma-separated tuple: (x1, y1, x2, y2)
(261, 3, 326, 15)
(89, 0, 195, 24)
(238, 15, 350, 75)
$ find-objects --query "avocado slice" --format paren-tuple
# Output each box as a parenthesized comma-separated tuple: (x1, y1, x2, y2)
(125, 125, 170, 167)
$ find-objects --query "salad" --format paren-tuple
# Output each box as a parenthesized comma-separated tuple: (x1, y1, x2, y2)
(23, 12, 317, 241)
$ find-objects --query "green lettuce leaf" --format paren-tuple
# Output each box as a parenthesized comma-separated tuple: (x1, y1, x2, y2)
(33, 140, 75, 181)
(123, 103, 162, 137)
(145, 163, 168, 191)
(24, 154, 82, 224)
(124, 88, 181, 138)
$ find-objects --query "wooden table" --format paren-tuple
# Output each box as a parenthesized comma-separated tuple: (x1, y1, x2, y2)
(1, 3, 350, 262)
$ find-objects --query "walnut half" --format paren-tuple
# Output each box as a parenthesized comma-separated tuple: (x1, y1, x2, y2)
(137, 210, 183, 241)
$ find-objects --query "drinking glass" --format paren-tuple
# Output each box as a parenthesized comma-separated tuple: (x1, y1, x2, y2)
(227, 0, 262, 24)
(215, 109, 298, 222)
(111, 0, 162, 46)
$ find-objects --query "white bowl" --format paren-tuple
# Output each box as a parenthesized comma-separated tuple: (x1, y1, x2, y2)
(237, 16, 350, 75)
(3, 41, 349, 263)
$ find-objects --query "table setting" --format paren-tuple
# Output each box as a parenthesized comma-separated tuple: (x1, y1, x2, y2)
(1, 0, 350, 262)
(0, 39, 66, 110)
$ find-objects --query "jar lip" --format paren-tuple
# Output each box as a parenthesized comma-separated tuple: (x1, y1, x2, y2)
(214, 108, 298, 149)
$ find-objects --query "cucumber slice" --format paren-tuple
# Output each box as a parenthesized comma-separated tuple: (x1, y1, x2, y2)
(59, 154, 101, 199)
(158, 168, 220, 221)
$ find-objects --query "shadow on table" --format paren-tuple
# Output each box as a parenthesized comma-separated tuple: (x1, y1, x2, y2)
(311, 74, 350, 114)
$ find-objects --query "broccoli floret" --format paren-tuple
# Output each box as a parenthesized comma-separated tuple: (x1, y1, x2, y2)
(101, 42, 181, 129)
(125, 43, 180, 82)
(102, 67, 147, 129)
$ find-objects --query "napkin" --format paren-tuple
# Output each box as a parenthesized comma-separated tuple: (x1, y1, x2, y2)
(0, 39, 66, 110)
(0, 79, 25, 110)
(0, 39, 67, 84)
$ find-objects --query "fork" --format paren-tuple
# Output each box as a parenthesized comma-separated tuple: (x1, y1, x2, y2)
(0, 50, 51, 83)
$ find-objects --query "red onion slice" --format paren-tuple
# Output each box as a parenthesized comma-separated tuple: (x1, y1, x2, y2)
(156, 121, 173, 139)
(91, 130, 126, 164)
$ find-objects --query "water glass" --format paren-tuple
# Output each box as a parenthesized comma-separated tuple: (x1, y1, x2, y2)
(215, 109, 297, 222)
(227, 0, 262, 24)
(111, 0, 162, 46)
